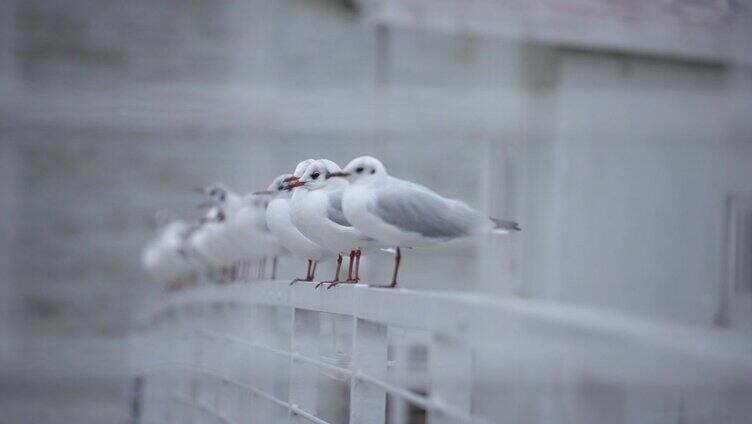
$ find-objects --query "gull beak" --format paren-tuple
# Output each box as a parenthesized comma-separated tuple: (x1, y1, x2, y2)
(192, 187, 206, 194)
(252, 190, 273, 195)
(287, 180, 305, 189)
(283, 176, 299, 183)
(328, 171, 350, 178)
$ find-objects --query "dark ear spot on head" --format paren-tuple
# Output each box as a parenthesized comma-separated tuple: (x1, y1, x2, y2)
(370, 169, 376, 174)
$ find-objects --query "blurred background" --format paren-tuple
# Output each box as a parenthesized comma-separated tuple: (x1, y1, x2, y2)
(1, 0, 752, 422)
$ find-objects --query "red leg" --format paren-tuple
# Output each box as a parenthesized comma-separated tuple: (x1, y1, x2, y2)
(391, 247, 401, 287)
(354, 250, 361, 282)
(271, 256, 278, 280)
(290, 260, 312, 285)
(317, 254, 342, 288)
(347, 251, 355, 281)
(373, 247, 401, 288)
(331, 250, 362, 288)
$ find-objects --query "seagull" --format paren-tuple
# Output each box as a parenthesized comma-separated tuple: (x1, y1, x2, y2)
(196, 182, 286, 280)
(224, 193, 287, 280)
(334, 156, 521, 288)
(186, 205, 236, 282)
(288, 159, 377, 288)
(255, 173, 336, 284)
(195, 183, 245, 217)
(142, 218, 195, 291)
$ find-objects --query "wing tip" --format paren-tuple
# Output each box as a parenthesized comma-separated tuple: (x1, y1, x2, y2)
(491, 218, 522, 232)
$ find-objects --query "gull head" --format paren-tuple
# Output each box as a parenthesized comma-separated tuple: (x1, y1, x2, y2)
(254, 174, 294, 197)
(293, 159, 316, 178)
(280, 159, 316, 188)
(195, 183, 230, 203)
(290, 159, 341, 191)
(335, 156, 388, 185)
(199, 206, 226, 224)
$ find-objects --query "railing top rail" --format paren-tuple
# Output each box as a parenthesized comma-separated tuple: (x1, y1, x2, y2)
(134, 281, 752, 386)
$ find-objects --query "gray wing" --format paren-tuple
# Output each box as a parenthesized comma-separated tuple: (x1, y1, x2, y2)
(327, 190, 352, 227)
(371, 182, 491, 239)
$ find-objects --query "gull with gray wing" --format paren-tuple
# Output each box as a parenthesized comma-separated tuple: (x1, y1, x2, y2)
(335, 156, 521, 288)
(289, 159, 380, 287)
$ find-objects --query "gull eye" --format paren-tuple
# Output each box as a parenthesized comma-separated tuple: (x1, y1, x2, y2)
(356, 167, 364, 174)
(278, 185, 284, 191)
(311, 172, 320, 180)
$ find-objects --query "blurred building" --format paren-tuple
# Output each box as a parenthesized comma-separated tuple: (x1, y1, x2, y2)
(1, 0, 751, 422)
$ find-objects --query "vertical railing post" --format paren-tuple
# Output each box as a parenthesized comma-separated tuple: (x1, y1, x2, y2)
(190, 305, 206, 424)
(428, 334, 473, 424)
(175, 306, 192, 424)
(130, 375, 144, 424)
(350, 318, 388, 424)
(288, 308, 320, 422)
(388, 341, 409, 424)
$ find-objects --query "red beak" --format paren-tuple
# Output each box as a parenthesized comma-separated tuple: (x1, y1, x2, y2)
(252, 190, 272, 195)
(328, 171, 350, 178)
(283, 176, 299, 183)
(287, 180, 305, 189)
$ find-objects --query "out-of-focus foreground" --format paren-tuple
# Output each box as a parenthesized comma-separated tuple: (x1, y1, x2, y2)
(1, 0, 752, 423)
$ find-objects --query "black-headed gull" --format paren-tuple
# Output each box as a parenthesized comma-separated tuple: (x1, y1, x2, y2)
(185, 205, 236, 281)
(197, 182, 287, 280)
(288, 159, 377, 288)
(255, 173, 336, 284)
(227, 194, 287, 280)
(334, 156, 521, 288)
(142, 218, 196, 291)
(195, 183, 245, 216)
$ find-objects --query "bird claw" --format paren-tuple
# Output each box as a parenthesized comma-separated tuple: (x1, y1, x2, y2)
(328, 280, 358, 289)
(317, 280, 338, 289)
(290, 278, 310, 286)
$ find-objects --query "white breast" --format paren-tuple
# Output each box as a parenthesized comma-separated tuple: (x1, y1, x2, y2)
(291, 189, 364, 254)
(267, 198, 332, 261)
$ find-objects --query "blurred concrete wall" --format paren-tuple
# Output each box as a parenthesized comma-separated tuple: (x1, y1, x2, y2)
(1, 0, 533, 339)
(538, 54, 752, 326)
(1, 0, 752, 421)
(1, 0, 751, 338)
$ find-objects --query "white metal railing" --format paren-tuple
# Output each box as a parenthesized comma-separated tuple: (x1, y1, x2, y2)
(130, 281, 752, 424)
